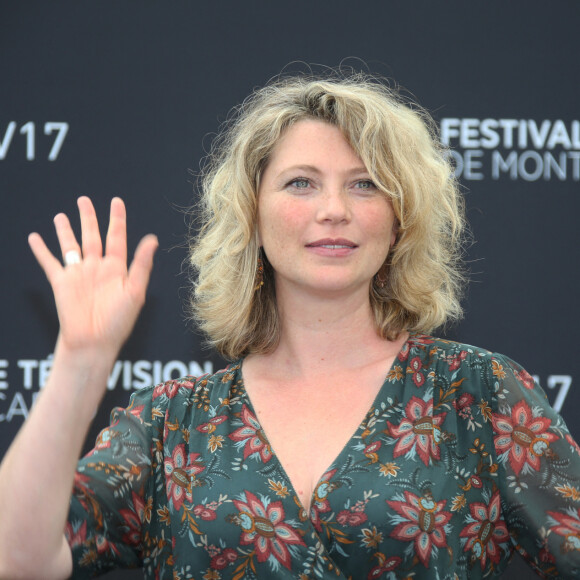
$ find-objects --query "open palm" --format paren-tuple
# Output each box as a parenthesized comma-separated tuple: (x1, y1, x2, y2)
(28, 197, 158, 356)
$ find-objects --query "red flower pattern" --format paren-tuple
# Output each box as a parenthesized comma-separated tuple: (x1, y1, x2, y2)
(233, 491, 305, 569)
(492, 400, 558, 475)
(387, 397, 446, 466)
(194, 504, 218, 521)
(368, 556, 402, 579)
(210, 548, 238, 570)
(447, 350, 468, 371)
(547, 507, 580, 552)
(126, 404, 145, 419)
(337, 509, 368, 526)
(196, 415, 228, 434)
(459, 490, 509, 570)
(453, 393, 475, 419)
(118, 491, 145, 546)
(229, 404, 273, 463)
(408, 356, 426, 387)
(387, 492, 452, 567)
(309, 469, 337, 532)
(164, 444, 205, 511)
(153, 379, 194, 400)
(514, 368, 535, 390)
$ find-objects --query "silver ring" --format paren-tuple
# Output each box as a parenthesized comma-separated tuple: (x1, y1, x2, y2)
(64, 250, 81, 266)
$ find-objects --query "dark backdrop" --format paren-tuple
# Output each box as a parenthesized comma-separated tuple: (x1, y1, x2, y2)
(1, 2, 579, 578)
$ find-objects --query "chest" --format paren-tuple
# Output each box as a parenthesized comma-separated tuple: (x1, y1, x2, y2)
(243, 372, 386, 513)
(152, 366, 508, 579)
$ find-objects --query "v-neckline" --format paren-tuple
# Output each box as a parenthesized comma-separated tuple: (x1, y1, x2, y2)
(237, 333, 413, 515)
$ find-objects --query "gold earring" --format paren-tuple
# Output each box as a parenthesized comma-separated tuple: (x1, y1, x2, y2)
(254, 255, 264, 291)
(375, 263, 388, 289)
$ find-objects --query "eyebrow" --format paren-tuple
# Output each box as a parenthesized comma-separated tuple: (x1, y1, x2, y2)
(274, 164, 371, 179)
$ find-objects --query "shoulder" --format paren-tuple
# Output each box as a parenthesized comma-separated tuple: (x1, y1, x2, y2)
(404, 333, 536, 393)
(402, 333, 494, 367)
(124, 360, 244, 424)
(406, 333, 523, 364)
(152, 360, 242, 400)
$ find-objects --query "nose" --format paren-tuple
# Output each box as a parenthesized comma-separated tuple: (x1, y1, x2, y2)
(315, 185, 351, 224)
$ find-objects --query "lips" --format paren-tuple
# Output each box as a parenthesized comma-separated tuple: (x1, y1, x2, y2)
(306, 238, 358, 249)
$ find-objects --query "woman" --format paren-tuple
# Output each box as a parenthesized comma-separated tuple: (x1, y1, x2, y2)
(1, 72, 579, 579)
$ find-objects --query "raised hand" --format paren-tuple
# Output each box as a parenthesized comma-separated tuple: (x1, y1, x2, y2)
(0, 197, 158, 579)
(28, 196, 158, 358)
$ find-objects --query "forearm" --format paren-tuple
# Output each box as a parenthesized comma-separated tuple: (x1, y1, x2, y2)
(0, 342, 116, 579)
(0, 196, 157, 578)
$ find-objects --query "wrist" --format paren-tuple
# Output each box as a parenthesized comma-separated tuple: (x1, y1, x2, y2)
(38, 337, 120, 415)
(53, 335, 120, 370)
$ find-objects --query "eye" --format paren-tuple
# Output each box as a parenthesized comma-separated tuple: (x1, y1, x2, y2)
(287, 178, 311, 189)
(354, 179, 377, 191)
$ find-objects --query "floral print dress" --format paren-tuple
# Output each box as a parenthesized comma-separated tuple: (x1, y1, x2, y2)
(67, 335, 580, 579)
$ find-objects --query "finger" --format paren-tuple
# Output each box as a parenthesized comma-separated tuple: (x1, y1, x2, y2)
(54, 212, 82, 262)
(127, 234, 158, 303)
(105, 197, 127, 265)
(28, 232, 63, 283)
(78, 196, 103, 258)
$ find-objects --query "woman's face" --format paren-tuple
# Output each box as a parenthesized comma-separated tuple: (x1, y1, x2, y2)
(257, 119, 397, 300)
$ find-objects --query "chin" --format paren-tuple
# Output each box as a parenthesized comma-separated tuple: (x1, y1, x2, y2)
(308, 279, 369, 296)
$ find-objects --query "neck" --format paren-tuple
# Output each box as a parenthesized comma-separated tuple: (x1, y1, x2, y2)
(263, 283, 403, 377)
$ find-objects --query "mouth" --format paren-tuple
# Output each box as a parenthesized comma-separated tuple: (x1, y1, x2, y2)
(306, 238, 358, 249)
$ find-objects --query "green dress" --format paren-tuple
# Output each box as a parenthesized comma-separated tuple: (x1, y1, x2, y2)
(67, 335, 580, 578)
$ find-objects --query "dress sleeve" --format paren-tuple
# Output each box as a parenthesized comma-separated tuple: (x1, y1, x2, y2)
(66, 385, 160, 578)
(490, 353, 580, 578)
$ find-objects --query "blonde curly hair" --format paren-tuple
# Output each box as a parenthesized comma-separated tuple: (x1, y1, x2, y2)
(190, 72, 465, 359)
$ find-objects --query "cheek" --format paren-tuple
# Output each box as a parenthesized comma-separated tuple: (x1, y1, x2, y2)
(364, 206, 396, 244)
(259, 201, 307, 248)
